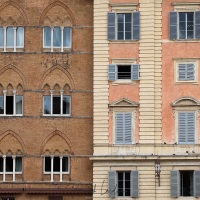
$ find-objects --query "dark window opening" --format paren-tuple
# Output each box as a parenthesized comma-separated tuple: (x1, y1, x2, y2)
(53, 156, 60, 172)
(6, 96, 13, 115)
(62, 157, 69, 172)
(45, 157, 51, 172)
(53, 97, 61, 114)
(118, 65, 131, 79)
(0, 157, 3, 172)
(6, 157, 13, 172)
(180, 171, 193, 196)
(118, 171, 131, 196)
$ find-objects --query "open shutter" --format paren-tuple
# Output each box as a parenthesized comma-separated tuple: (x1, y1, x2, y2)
(131, 64, 139, 80)
(131, 171, 139, 197)
(132, 12, 140, 40)
(178, 64, 186, 80)
(170, 170, 180, 198)
(186, 64, 194, 80)
(116, 113, 124, 144)
(195, 11, 200, 39)
(108, 171, 116, 198)
(108, 64, 116, 81)
(108, 13, 116, 40)
(194, 170, 200, 197)
(187, 112, 195, 144)
(169, 12, 178, 40)
(124, 113, 132, 144)
(178, 112, 187, 144)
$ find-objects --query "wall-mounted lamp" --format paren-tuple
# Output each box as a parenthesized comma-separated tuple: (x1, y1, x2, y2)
(155, 161, 161, 186)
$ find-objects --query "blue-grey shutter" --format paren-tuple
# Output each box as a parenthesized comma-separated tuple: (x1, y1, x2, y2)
(108, 13, 116, 40)
(116, 113, 124, 144)
(169, 12, 178, 40)
(186, 64, 194, 80)
(124, 113, 132, 144)
(108, 64, 116, 81)
(132, 12, 140, 40)
(195, 11, 200, 39)
(178, 64, 186, 80)
(108, 171, 116, 198)
(194, 170, 200, 197)
(170, 170, 180, 197)
(178, 112, 187, 144)
(131, 171, 139, 197)
(131, 64, 140, 80)
(187, 112, 195, 144)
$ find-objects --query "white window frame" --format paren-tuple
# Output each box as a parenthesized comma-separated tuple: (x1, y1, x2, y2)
(0, 155, 22, 182)
(43, 90, 71, 117)
(0, 90, 23, 116)
(174, 59, 198, 84)
(0, 26, 24, 52)
(112, 108, 136, 145)
(43, 156, 70, 182)
(43, 26, 72, 52)
(117, 171, 131, 197)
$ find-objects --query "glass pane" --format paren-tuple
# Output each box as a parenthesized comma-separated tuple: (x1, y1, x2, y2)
(179, 13, 186, 21)
(16, 27, 24, 47)
(16, 96, 22, 114)
(6, 27, 14, 47)
(0, 27, 4, 47)
(187, 30, 194, 39)
(63, 28, 71, 47)
(117, 14, 124, 23)
(53, 27, 61, 47)
(0, 157, 3, 172)
(125, 14, 131, 22)
(53, 96, 61, 114)
(15, 157, 22, 172)
(125, 32, 131, 40)
(6, 96, 13, 115)
(125, 22, 131, 32)
(0, 96, 4, 114)
(44, 27, 51, 47)
(6, 157, 13, 172)
(179, 31, 186, 39)
(118, 23, 123, 32)
(45, 157, 51, 172)
(44, 96, 51, 114)
(179, 22, 186, 31)
(62, 157, 68, 172)
(63, 96, 70, 115)
(117, 32, 123, 40)
(187, 12, 194, 21)
(53, 156, 60, 172)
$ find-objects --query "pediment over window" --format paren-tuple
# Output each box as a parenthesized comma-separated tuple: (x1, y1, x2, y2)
(109, 98, 139, 107)
(171, 97, 200, 107)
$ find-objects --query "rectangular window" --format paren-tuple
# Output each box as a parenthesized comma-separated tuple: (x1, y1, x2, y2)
(169, 11, 200, 40)
(180, 171, 193, 196)
(118, 172, 131, 196)
(43, 27, 71, 50)
(0, 27, 24, 50)
(43, 95, 70, 116)
(108, 64, 139, 81)
(108, 12, 140, 40)
(0, 95, 23, 116)
(178, 63, 194, 81)
(115, 112, 132, 144)
(44, 156, 69, 174)
(178, 112, 195, 144)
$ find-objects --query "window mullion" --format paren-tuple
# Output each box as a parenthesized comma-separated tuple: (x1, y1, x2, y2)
(50, 90, 53, 115)
(13, 90, 16, 115)
(3, 90, 6, 115)
(12, 156, 16, 182)
(13, 27, 17, 52)
(51, 27, 53, 52)
(60, 156, 63, 182)
(3, 155, 6, 182)
(3, 27, 6, 52)
(50, 155, 54, 182)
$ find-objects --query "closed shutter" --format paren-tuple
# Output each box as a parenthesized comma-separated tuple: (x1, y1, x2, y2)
(108, 171, 116, 198)
(108, 64, 116, 81)
(131, 64, 140, 80)
(116, 113, 132, 144)
(194, 170, 200, 197)
(186, 64, 194, 80)
(108, 13, 116, 40)
(178, 64, 186, 80)
(132, 12, 140, 40)
(131, 171, 139, 197)
(195, 11, 200, 39)
(178, 64, 194, 81)
(169, 12, 178, 40)
(178, 112, 195, 144)
(170, 170, 180, 197)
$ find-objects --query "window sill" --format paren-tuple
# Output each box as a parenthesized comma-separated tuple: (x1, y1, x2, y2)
(109, 40, 139, 44)
(0, 48, 25, 52)
(44, 172, 69, 175)
(42, 115, 71, 117)
(164, 39, 200, 43)
(0, 115, 23, 117)
(175, 81, 198, 85)
(43, 48, 71, 53)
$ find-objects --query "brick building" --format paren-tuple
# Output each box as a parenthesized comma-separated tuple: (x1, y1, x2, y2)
(92, 0, 200, 199)
(0, 0, 93, 200)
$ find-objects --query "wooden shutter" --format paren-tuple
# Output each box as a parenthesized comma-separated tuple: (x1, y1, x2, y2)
(178, 64, 186, 80)
(131, 171, 139, 197)
(131, 64, 140, 80)
(169, 12, 178, 40)
(178, 112, 195, 144)
(132, 12, 140, 40)
(108, 171, 116, 198)
(116, 113, 124, 144)
(195, 11, 200, 39)
(170, 170, 180, 197)
(186, 64, 195, 80)
(124, 113, 132, 144)
(108, 64, 116, 81)
(108, 13, 116, 40)
(194, 170, 200, 197)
